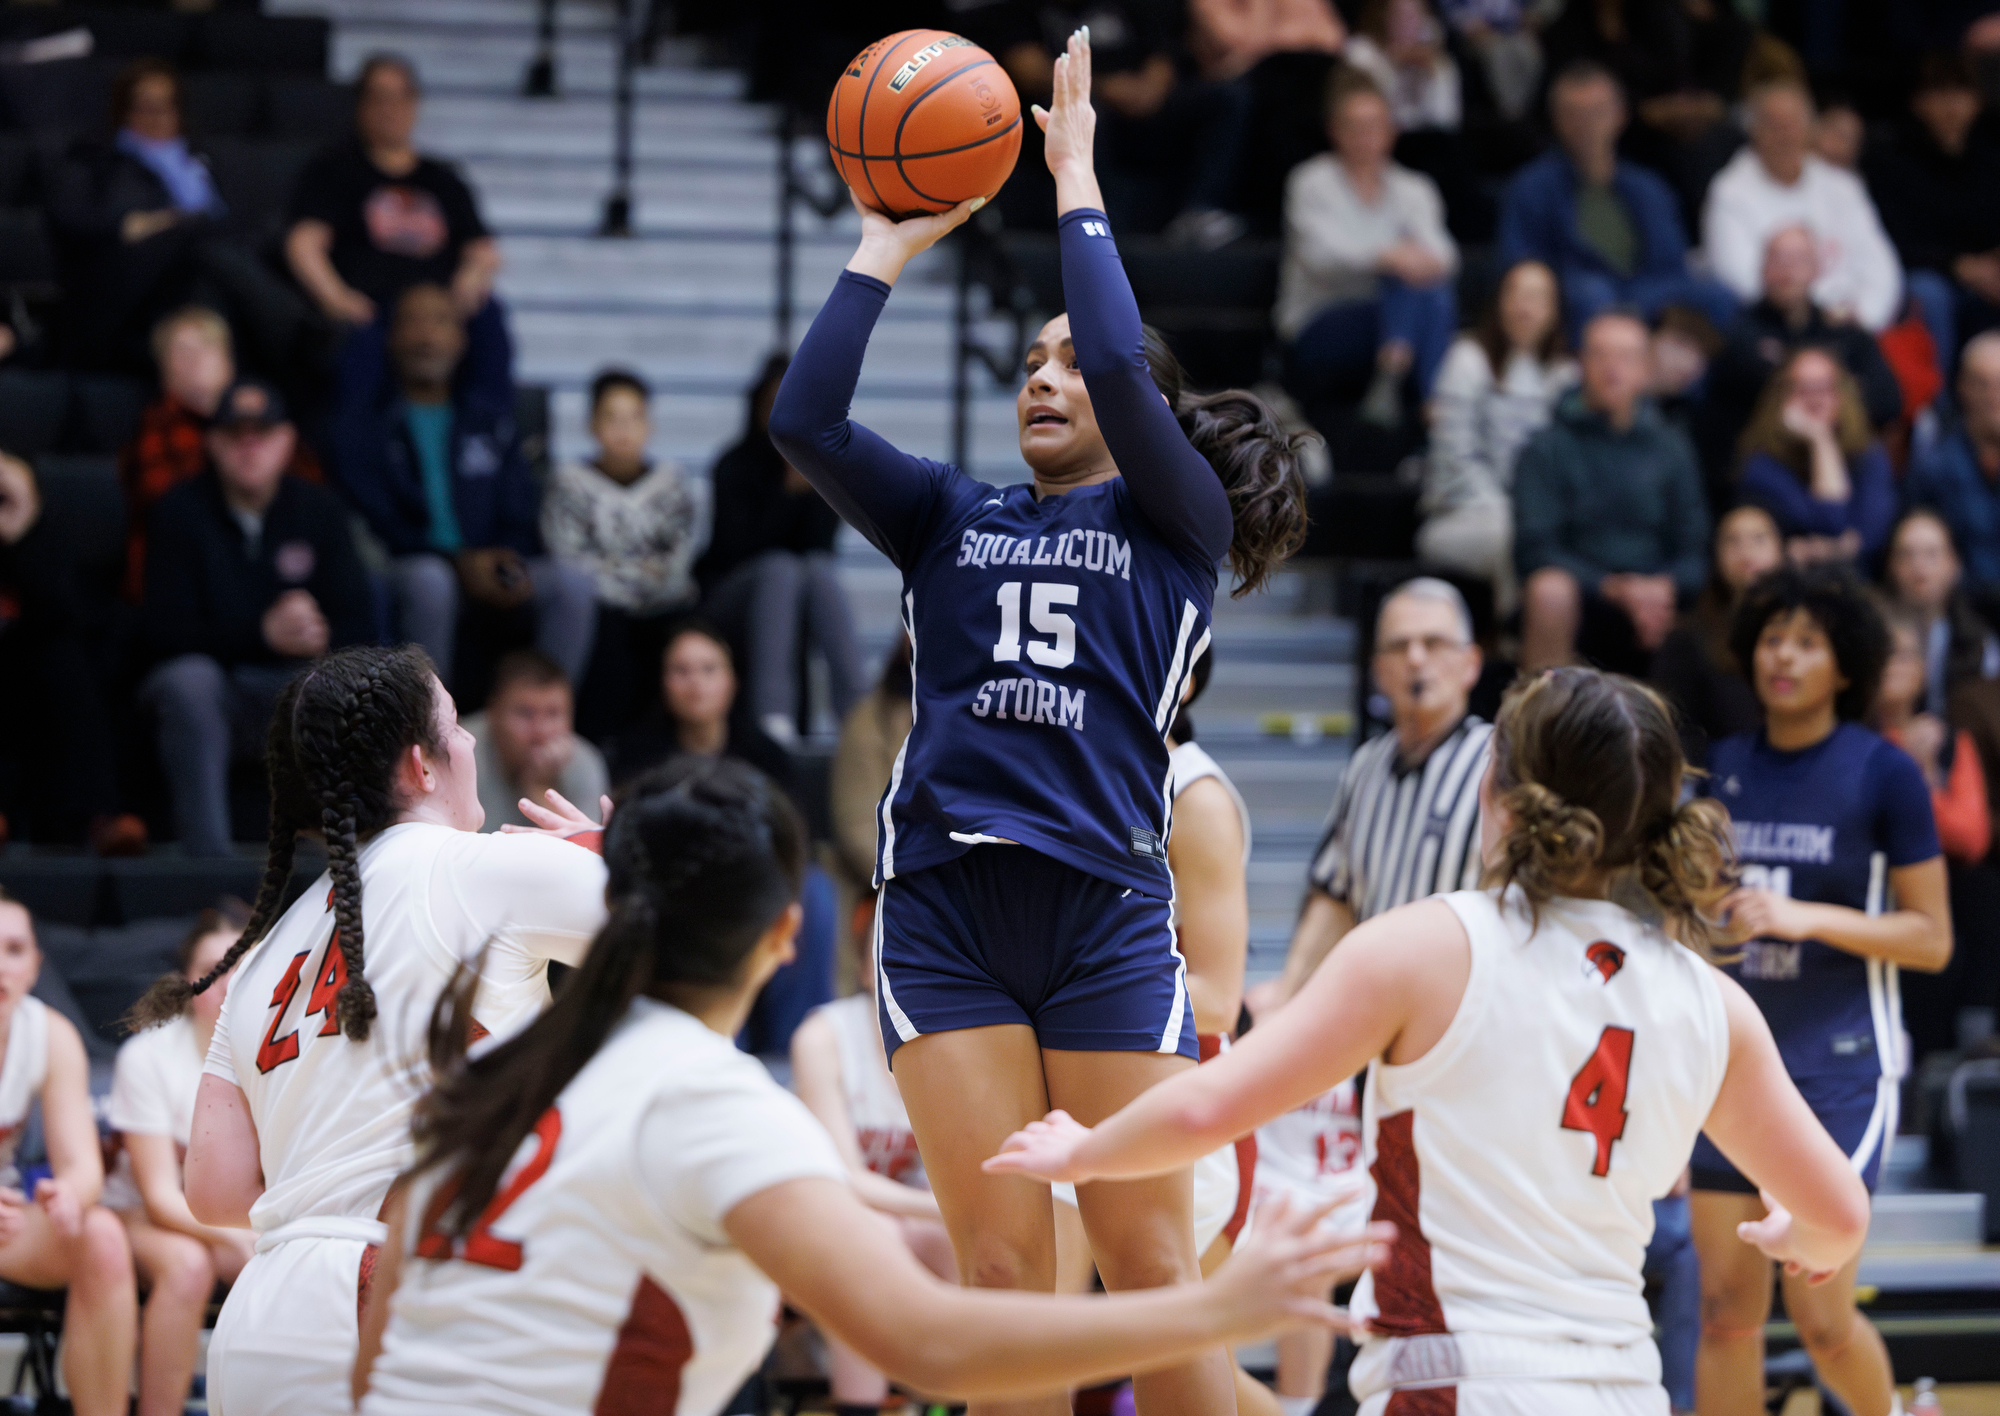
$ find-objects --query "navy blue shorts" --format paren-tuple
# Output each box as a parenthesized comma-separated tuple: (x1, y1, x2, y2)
(874, 846, 1197, 1063)
(1691, 1072, 1899, 1195)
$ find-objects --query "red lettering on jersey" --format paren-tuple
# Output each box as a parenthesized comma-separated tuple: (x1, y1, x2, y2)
(1561, 1025, 1635, 1177)
(255, 951, 311, 1073)
(593, 1276, 693, 1414)
(1368, 1111, 1447, 1337)
(1583, 941, 1626, 984)
(306, 938, 348, 1037)
(1385, 1388, 1457, 1414)
(416, 1108, 562, 1272)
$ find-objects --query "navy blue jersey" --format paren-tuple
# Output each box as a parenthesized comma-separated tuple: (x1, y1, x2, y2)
(771, 210, 1233, 897)
(1705, 723, 1940, 1080)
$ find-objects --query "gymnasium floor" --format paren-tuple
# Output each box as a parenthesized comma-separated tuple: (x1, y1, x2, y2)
(1781, 1388, 2000, 1414)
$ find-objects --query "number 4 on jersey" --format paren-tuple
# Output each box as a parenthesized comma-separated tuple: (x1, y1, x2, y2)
(1561, 1026, 1635, 1177)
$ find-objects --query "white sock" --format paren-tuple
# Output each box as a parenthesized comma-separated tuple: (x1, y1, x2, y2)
(1277, 1397, 1318, 1416)
(1889, 1396, 1906, 1416)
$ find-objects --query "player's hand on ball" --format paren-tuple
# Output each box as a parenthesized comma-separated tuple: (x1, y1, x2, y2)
(1736, 1189, 1836, 1285)
(1033, 28, 1096, 177)
(1208, 1196, 1395, 1340)
(848, 190, 984, 284)
(982, 1109, 1094, 1182)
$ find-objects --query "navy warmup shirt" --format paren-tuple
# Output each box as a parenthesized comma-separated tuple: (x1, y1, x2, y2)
(769, 209, 1232, 898)
(1705, 722, 1940, 1081)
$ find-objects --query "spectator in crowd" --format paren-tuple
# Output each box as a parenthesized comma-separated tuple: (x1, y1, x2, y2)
(1866, 52, 2000, 374)
(1514, 310, 1710, 674)
(698, 354, 862, 746)
(141, 379, 372, 855)
(107, 908, 254, 1416)
(463, 650, 608, 832)
(1881, 506, 2000, 718)
(609, 621, 795, 795)
(1651, 503, 1785, 765)
(1734, 346, 1897, 567)
(829, 636, 914, 954)
(541, 369, 701, 740)
(47, 60, 312, 378)
(1185, 0, 1347, 82)
(1698, 226, 1905, 482)
(1434, 0, 1541, 122)
(1905, 331, 2000, 595)
(1342, 0, 1461, 132)
(1876, 600, 1991, 865)
(1417, 258, 1575, 613)
(1276, 70, 1457, 426)
(0, 892, 139, 1416)
(0, 453, 144, 853)
(1495, 61, 1735, 334)
(1814, 100, 1864, 171)
(285, 54, 509, 404)
(1703, 79, 1904, 332)
(122, 307, 322, 602)
(334, 283, 594, 693)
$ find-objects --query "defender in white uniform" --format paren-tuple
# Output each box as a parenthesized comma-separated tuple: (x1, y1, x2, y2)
(357, 758, 1393, 1416)
(144, 647, 609, 1416)
(989, 669, 1878, 1415)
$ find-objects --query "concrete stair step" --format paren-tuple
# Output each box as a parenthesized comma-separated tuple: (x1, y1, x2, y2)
(1865, 1192, 1988, 1250)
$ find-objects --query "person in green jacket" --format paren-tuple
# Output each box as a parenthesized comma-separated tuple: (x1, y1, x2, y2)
(1514, 309, 1710, 674)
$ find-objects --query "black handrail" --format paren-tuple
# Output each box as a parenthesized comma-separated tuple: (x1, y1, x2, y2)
(598, 0, 649, 237)
(523, 0, 558, 97)
(772, 102, 849, 349)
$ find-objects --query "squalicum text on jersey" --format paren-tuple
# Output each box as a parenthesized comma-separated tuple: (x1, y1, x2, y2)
(958, 527, 1133, 580)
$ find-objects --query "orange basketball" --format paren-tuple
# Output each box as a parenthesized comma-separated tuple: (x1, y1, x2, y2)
(827, 30, 1022, 219)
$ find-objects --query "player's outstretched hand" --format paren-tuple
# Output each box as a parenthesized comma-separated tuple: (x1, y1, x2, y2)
(847, 191, 984, 286)
(1033, 28, 1096, 179)
(982, 1109, 1095, 1183)
(1736, 1189, 1836, 1285)
(501, 788, 613, 841)
(1207, 1196, 1394, 1341)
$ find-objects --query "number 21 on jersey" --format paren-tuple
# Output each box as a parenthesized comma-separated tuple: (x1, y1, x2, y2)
(1561, 1026, 1635, 1177)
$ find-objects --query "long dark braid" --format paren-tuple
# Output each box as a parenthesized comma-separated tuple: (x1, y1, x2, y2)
(410, 758, 804, 1239)
(126, 647, 445, 1034)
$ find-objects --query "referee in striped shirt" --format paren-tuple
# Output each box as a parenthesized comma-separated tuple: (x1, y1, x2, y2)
(1272, 577, 1494, 999)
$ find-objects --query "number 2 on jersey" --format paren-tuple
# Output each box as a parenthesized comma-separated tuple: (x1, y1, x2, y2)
(415, 1108, 562, 1272)
(255, 937, 351, 1073)
(1561, 1026, 1635, 1177)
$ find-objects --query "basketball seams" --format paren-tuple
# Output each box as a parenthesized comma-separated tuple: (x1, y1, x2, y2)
(827, 116, 1023, 164)
(831, 28, 1021, 217)
(890, 56, 1008, 204)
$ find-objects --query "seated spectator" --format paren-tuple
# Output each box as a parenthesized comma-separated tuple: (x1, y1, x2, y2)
(47, 60, 313, 378)
(1814, 100, 1864, 171)
(122, 307, 322, 602)
(1734, 346, 1897, 567)
(1417, 259, 1576, 613)
(333, 283, 594, 695)
(1881, 506, 2000, 718)
(697, 355, 862, 746)
(1905, 331, 2000, 596)
(463, 650, 608, 832)
(1342, 0, 1461, 132)
(1186, 0, 1347, 82)
(107, 908, 254, 1416)
(1276, 70, 1457, 426)
(1515, 310, 1710, 674)
(1876, 601, 1991, 865)
(0, 892, 139, 1416)
(1434, 0, 1541, 122)
(286, 54, 510, 405)
(1495, 61, 1735, 336)
(1865, 52, 2000, 374)
(541, 369, 701, 739)
(0, 453, 144, 853)
(1698, 226, 1905, 482)
(1651, 504, 1785, 764)
(609, 622, 795, 796)
(1703, 79, 1904, 333)
(142, 380, 372, 855)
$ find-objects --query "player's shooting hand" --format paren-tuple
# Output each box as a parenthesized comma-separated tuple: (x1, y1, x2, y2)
(1207, 1196, 1395, 1341)
(982, 1109, 1095, 1183)
(502, 788, 614, 841)
(847, 192, 983, 286)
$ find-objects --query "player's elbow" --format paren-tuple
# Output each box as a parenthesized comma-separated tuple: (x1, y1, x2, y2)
(763, 381, 820, 464)
(1915, 920, 1954, 974)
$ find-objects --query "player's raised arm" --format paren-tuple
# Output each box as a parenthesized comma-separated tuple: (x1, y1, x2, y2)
(765, 196, 980, 568)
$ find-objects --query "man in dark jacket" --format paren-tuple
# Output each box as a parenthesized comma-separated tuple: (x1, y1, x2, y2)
(1516, 311, 1711, 675)
(1495, 61, 1736, 337)
(333, 283, 593, 692)
(140, 379, 373, 854)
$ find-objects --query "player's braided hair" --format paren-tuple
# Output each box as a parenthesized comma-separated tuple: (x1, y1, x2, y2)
(410, 757, 805, 1240)
(126, 647, 444, 1033)
(1488, 668, 1735, 955)
(1140, 326, 1311, 599)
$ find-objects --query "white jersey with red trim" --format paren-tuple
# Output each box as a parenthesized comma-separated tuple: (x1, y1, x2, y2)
(363, 997, 847, 1416)
(1248, 1078, 1368, 1234)
(820, 993, 924, 1186)
(203, 823, 607, 1238)
(1348, 887, 1728, 1398)
(0, 997, 48, 1188)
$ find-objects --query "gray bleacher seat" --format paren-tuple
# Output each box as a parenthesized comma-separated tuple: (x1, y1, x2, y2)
(265, 76, 352, 144)
(0, 855, 101, 930)
(182, 69, 264, 139)
(72, 8, 196, 67)
(192, 14, 330, 76)
(0, 369, 70, 457)
(35, 916, 189, 1053)
(31, 453, 125, 585)
(67, 373, 149, 456)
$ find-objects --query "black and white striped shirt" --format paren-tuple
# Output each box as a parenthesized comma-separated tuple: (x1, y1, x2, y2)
(1310, 716, 1493, 922)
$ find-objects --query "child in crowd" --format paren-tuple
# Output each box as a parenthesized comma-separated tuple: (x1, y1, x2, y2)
(541, 368, 703, 738)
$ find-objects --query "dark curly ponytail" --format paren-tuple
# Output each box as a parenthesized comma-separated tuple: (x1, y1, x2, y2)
(126, 646, 445, 1035)
(410, 757, 806, 1241)
(1488, 668, 1735, 954)
(1140, 326, 1311, 598)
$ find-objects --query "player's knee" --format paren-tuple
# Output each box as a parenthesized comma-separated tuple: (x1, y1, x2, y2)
(156, 1235, 215, 1305)
(1091, 1229, 1199, 1291)
(74, 1207, 134, 1288)
(962, 1234, 1050, 1292)
(1794, 1306, 1859, 1360)
(1699, 1278, 1769, 1333)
